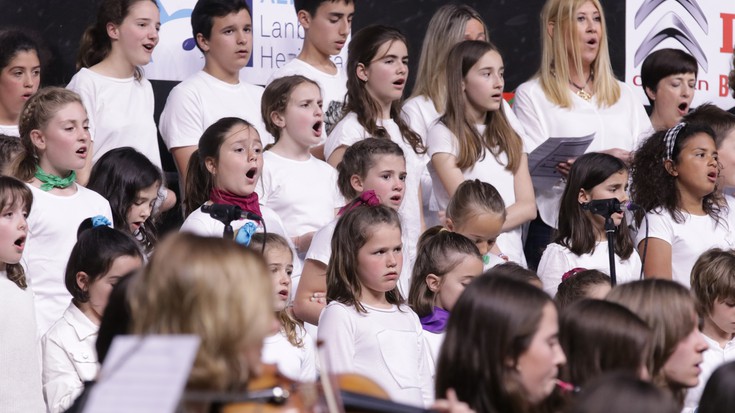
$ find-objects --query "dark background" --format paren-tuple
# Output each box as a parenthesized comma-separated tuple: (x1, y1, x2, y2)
(0, 0, 627, 92)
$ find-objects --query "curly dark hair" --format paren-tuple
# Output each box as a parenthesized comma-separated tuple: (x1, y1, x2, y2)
(630, 123, 723, 226)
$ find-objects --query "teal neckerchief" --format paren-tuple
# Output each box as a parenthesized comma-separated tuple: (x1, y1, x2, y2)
(34, 166, 76, 191)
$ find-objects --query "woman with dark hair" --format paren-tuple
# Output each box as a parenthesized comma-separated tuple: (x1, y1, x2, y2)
(640, 48, 698, 131)
(436, 274, 566, 412)
(559, 299, 652, 388)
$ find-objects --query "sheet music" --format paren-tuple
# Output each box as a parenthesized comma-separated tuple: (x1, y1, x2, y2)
(82, 335, 200, 413)
(527, 134, 595, 188)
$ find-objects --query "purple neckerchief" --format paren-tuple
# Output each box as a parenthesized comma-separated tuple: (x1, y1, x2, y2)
(420, 307, 450, 334)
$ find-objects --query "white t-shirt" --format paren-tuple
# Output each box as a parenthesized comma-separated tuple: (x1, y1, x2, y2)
(267, 58, 347, 135)
(325, 112, 427, 277)
(42, 303, 99, 413)
(635, 208, 734, 287)
(256, 151, 342, 260)
(261, 325, 317, 382)
(426, 122, 526, 266)
(66, 68, 162, 169)
(423, 330, 444, 378)
(318, 301, 434, 407)
(159, 70, 273, 150)
(537, 241, 642, 296)
(22, 184, 113, 335)
(682, 333, 735, 413)
(0, 124, 19, 137)
(0, 271, 45, 413)
(180, 203, 303, 278)
(513, 78, 652, 227)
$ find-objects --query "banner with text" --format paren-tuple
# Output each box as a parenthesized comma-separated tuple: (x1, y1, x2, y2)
(145, 0, 349, 84)
(626, 0, 735, 109)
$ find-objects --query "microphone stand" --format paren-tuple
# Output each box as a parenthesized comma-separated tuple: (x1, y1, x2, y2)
(204, 204, 244, 239)
(604, 215, 617, 286)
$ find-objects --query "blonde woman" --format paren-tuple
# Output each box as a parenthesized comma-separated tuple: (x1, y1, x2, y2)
(129, 232, 275, 396)
(513, 0, 651, 268)
(402, 4, 528, 225)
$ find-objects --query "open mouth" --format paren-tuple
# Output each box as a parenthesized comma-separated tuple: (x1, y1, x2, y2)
(708, 171, 718, 181)
(278, 289, 289, 299)
(14, 236, 25, 249)
(678, 102, 689, 113)
(390, 194, 402, 203)
(245, 167, 257, 180)
(76, 147, 87, 155)
(143, 44, 154, 51)
(312, 121, 322, 133)
(393, 78, 406, 87)
(587, 38, 598, 46)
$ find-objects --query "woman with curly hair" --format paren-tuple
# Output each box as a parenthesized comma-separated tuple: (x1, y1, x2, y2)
(630, 123, 732, 286)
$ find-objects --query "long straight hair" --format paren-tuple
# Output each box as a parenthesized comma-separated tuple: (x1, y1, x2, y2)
(441, 40, 522, 172)
(537, 0, 620, 108)
(436, 274, 555, 413)
(344, 25, 425, 155)
(411, 4, 488, 113)
(607, 279, 699, 407)
(327, 204, 403, 313)
(555, 152, 634, 259)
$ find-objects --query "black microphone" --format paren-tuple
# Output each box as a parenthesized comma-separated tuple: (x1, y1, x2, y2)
(581, 198, 640, 216)
(201, 203, 263, 222)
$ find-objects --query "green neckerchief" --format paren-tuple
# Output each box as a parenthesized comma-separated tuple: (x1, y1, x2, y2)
(34, 166, 76, 191)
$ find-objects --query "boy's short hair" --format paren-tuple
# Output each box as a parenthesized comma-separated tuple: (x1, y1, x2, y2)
(294, 0, 354, 16)
(191, 0, 251, 51)
(683, 103, 735, 146)
(691, 248, 735, 317)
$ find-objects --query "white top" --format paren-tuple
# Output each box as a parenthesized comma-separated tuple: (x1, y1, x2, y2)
(42, 303, 99, 413)
(513, 78, 652, 227)
(635, 208, 734, 288)
(537, 241, 642, 296)
(261, 325, 317, 382)
(267, 58, 347, 135)
(402, 96, 527, 148)
(159, 70, 273, 150)
(683, 333, 735, 413)
(180, 204, 302, 277)
(22, 184, 113, 335)
(0, 271, 45, 413)
(0, 124, 19, 137)
(426, 122, 526, 266)
(256, 151, 342, 260)
(325, 112, 427, 276)
(318, 301, 434, 407)
(423, 330, 444, 378)
(305, 218, 338, 265)
(66, 68, 162, 169)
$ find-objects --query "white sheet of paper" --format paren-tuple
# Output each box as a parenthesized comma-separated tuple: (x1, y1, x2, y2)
(528, 134, 595, 188)
(82, 335, 200, 413)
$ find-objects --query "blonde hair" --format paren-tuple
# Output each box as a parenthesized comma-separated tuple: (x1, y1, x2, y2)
(411, 4, 487, 113)
(537, 0, 620, 108)
(129, 232, 273, 391)
(15, 87, 85, 182)
(607, 279, 697, 407)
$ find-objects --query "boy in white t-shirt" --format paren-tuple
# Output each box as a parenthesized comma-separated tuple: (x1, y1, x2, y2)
(684, 249, 735, 413)
(267, 0, 354, 143)
(159, 0, 272, 185)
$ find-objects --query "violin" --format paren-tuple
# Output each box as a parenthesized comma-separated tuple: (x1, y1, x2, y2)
(215, 363, 434, 413)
